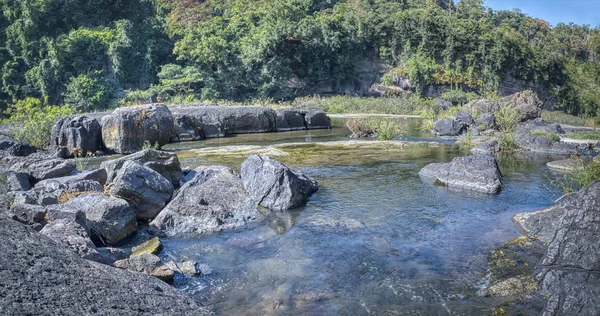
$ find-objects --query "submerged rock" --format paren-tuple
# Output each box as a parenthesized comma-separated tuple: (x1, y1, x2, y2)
(50, 115, 102, 158)
(109, 161, 174, 220)
(432, 118, 467, 136)
(419, 155, 502, 194)
(101, 103, 174, 154)
(101, 149, 182, 187)
(241, 155, 319, 211)
(0, 215, 208, 315)
(151, 166, 262, 236)
(132, 237, 163, 256)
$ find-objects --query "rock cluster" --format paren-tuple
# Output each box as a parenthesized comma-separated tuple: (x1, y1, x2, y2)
(419, 155, 502, 194)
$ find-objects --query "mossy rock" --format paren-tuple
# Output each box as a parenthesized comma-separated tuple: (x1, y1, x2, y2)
(132, 237, 163, 256)
(485, 276, 538, 299)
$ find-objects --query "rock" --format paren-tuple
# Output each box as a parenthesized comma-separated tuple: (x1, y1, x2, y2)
(434, 98, 451, 110)
(132, 237, 163, 256)
(470, 141, 502, 156)
(101, 149, 182, 187)
(419, 155, 502, 194)
(11, 191, 38, 205)
(5, 171, 32, 192)
(62, 194, 138, 245)
(302, 108, 331, 129)
(45, 204, 88, 230)
(151, 166, 262, 236)
(515, 118, 581, 155)
(40, 218, 106, 263)
(240, 155, 319, 211)
(432, 118, 467, 136)
(171, 114, 205, 142)
(535, 181, 600, 315)
(276, 108, 307, 131)
(114, 253, 174, 282)
(101, 103, 174, 154)
(502, 90, 542, 122)
(0, 138, 36, 156)
(474, 113, 497, 131)
(485, 276, 538, 299)
(35, 168, 107, 189)
(180, 260, 201, 276)
(10, 154, 77, 182)
(51, 116, 102, 158)
(34, 174, 105, 206)
(514, 205, 565, 243)
(9, 203, 47, 230)
(464, 99, 501, 117)
(170, 105, 277, 138)
(0, 216, 206, 315)
(456, 111, 474, 126)
(179, 165, 233, 186)
(109, 161, 174, 220)
(546, 158, 584, 172)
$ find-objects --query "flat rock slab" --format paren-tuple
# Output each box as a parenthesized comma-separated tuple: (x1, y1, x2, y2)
(546, 159, 584, 172)
(419, 155, 502, 194)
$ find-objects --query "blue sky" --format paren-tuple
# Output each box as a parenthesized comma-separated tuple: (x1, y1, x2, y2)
(484, 0, 600, 27)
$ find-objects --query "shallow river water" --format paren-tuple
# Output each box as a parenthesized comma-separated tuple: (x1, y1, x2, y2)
(152, 117, 564, 315)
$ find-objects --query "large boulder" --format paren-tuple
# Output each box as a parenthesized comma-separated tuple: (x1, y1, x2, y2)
(302, 108, 331, 129)
(101, 149, 182, 187)
(101, 103, 174, 154)
(170, 106, 277, 138)
(5, 171, 32, 192)
(455, 112, 474, 126)
(10, 153, 76, 182)
(276, 108, 307, 131)
(0, 138, 36, 156)
(240, 155, 319, 211)
(171, 114, 205, 142)
(0, 215, 208, 315)
(8, 203, 47, 230)
(515, 118, 581, 155)
(33, 169, 106, 205)
(61, 194, 138, 245)
(464, 99, 501, 117)
(534, 181, 600, 316)
(51, 116, 102, 158)
(432, 118, 467, 136)
(474, 113, 497, 131)
(419, 155, 502, 194)
(40, 218, 106, 263)
(470, 141, 502, 156)
(109, 161, 174, 220)
(502, 90, 542, 122)
(151, 166, 262, 236)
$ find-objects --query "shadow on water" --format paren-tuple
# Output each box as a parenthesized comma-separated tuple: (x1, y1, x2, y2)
(156, 117, 564, 315)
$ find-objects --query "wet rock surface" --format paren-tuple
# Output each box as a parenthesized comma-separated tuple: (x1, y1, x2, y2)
(419, 155, 502, 194)
(151, 166, 262, 236)
(241, 155, 319, 210)
(51, 115, 102, 158)
(0, 215, 206, 315)
(101, 103, 174, 154)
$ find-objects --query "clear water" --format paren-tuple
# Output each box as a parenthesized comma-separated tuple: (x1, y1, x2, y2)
(152, 117, 565, 314)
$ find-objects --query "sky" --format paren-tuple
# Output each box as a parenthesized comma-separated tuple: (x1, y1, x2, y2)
(484, 0, 600, 27)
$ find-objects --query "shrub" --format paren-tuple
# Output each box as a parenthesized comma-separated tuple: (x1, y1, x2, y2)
(345, 118, 401, 140)
(3, 98, 74, 149)
(142, 140, 161, 150)
(377, 120, 400, 141)
(499, 133, 518, 151)
(554, 158, 600, 197)
(566, 131, 600, 140)
(457, 129, 475, 148)
(541, 110, 597, 127)
(420, 118, 435, 133)
(495, 107, 520, 132)
(440, 90, 479, 105)
(64, 70, 118, 112)
(346, 118, 376, 137)
(531, 130, 561, 142)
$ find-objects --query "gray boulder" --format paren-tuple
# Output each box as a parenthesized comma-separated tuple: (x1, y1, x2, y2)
(470, 141, 502, 156)
(276, 108, 307, 131)
(51, 115, 102, 158)
(10, 154, 76, 182)
(241, 155, 319, 211)
(36, 180, 104, 206)
(109, 161, 174, 220)
(0, 215, 208, 315)
(114, 253, 175, 282)
(464, 99, 501, 117)
(40, 218, 106, 263)
(171, 114, 205, 142)
(8, 203, 47, 230)
(474, 113, 497, 131)
(0, 138, 36, 156)
(432, 118, 467, 136)
(62, 194, 138, 245)
(170, 105, 277, 138)
(456, 111, 475, 126)
(502, 90, 542, 122)
(151, 166, 262, 236)
(101, 149, 182, 187)
(535, 181, 600, 316)
(419, 155, 502, 194)
(515, 118, 581, 155)
(101, 103, 174, 154)
(5, 171, 32, 192)
(514, 205, 565, 243)
(302, 108, 331, 129)
(45, 204, 88, 231)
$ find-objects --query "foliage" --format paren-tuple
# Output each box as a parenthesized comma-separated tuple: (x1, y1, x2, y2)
(457, 129, 476, 148)
(555, 158, 600, 196)
(440, 90, 479, 105)
(345, 117, 401, 140)
(64, 71, 117, 112)
(531, 130, 561, 142)
(495, 107, 521, 132)
(3, 98, 73, 149)
(142, 140, 161, 150)
(541, 110, 598, 128)
(499, 133, 518, 152)
(420, 118, 435, 133)
(295, 95, 437, 115)
(346, 118, 377, 137)
(376, 120, 401, 140)
(566, 131, 600, 141)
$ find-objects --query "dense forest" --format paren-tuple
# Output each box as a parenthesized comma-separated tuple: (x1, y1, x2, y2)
(0, 0, 599, 116)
